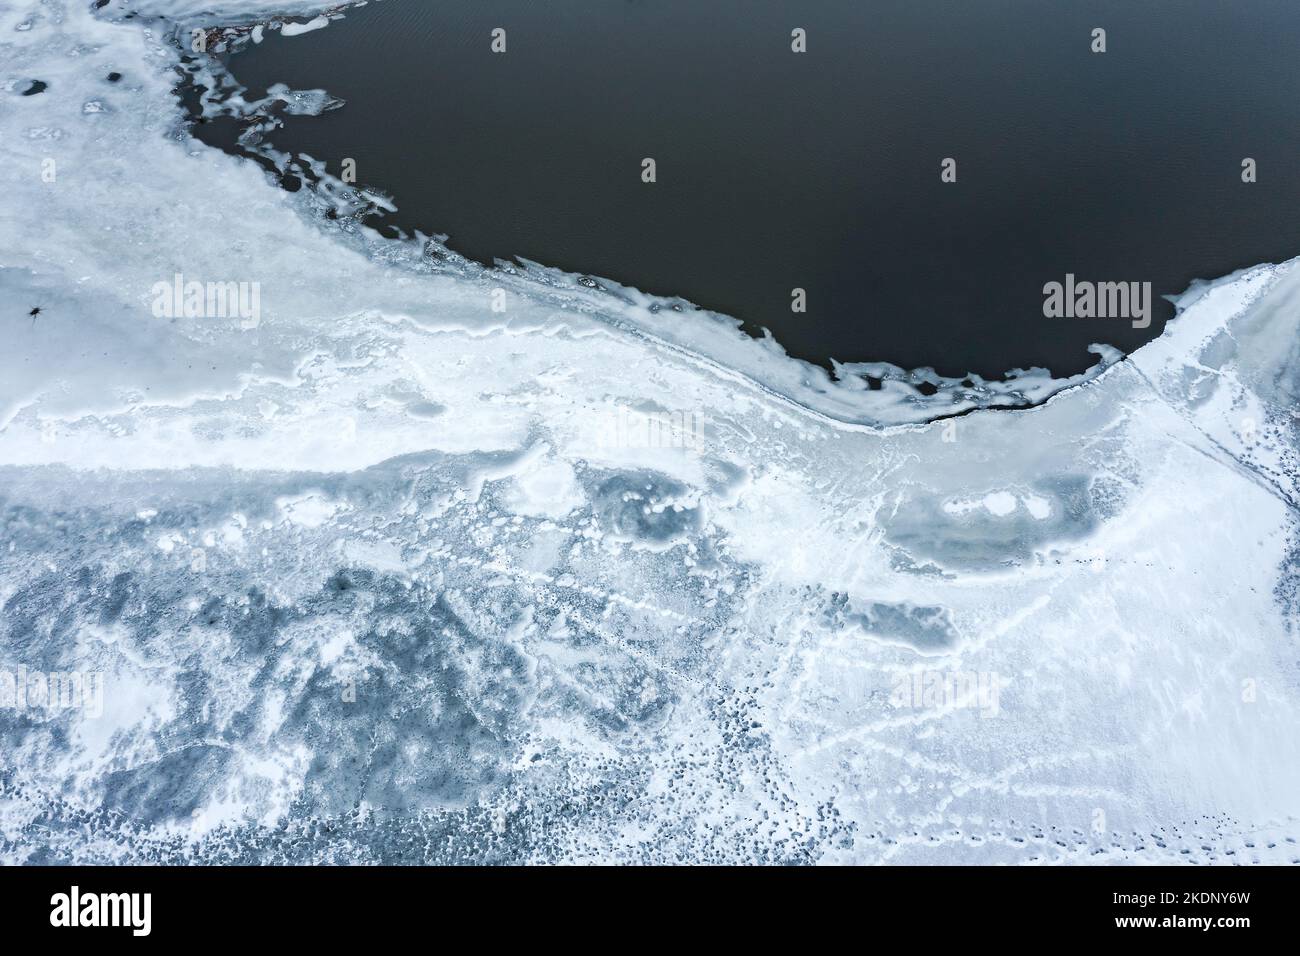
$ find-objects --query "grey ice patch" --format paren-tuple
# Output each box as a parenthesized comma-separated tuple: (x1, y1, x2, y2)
(100, 744, 233, 825)
(404, 400, 446, 419)
(703, 457, 749, 506)
(588, 471, 702, 548)
(823, 593, 958, 652)
(882, 475, 1099, 571)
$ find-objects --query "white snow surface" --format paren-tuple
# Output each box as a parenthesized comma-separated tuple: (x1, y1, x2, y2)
(1, 0, 1298, 864)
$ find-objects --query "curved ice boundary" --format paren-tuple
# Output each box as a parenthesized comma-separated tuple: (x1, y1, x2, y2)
(2, 0, 1299, 865)
(174, 1, 1130, 429)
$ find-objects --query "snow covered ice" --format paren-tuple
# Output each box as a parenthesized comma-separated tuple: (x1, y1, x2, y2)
(1, 0, 1299, 864)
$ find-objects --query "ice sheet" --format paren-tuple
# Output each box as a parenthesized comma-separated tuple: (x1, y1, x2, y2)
(1, 0, 1297, 864)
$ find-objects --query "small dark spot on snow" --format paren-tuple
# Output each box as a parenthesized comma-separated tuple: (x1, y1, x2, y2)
(107, 72, 122, 82)
(21, 80, 47, 96)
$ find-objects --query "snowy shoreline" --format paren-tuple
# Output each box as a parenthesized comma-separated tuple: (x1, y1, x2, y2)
(2, 0, 1298, 865)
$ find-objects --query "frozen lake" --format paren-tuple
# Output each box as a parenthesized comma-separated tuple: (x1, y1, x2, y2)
(200, 0, 1300, 376)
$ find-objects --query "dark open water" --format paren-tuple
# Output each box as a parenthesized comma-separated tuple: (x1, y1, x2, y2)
(198, 0, 1300, 377)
